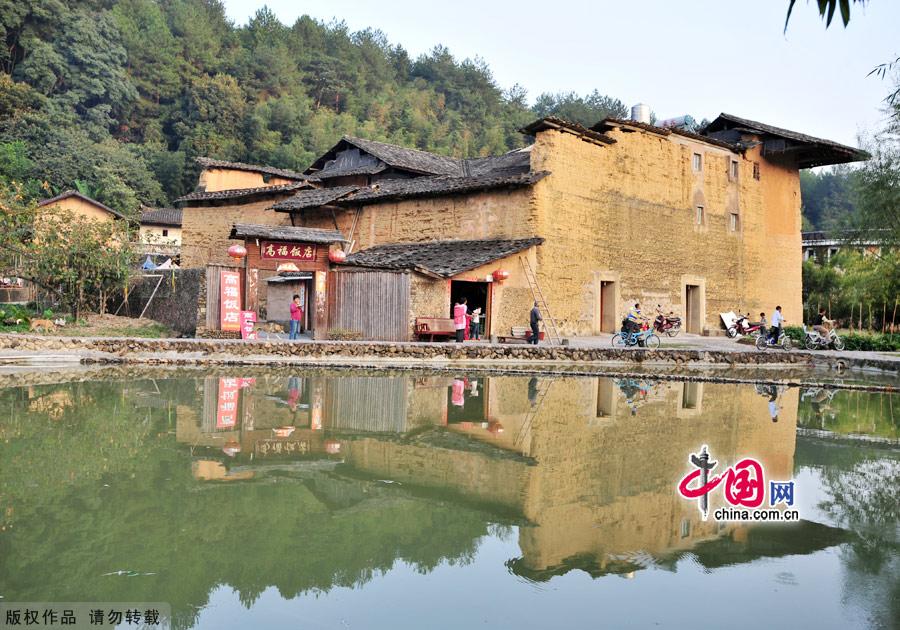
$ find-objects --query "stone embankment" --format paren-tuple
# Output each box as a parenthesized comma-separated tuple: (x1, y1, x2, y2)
(0, 333, 897, 375)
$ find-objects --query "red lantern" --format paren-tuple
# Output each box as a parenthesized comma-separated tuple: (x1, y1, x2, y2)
(492, 269, 510, 282)
(329, 249, 347, 263)
(227, 244, 247, 262)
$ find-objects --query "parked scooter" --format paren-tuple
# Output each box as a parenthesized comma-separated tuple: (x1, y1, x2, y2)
(653, 306, 682, 337)
(727, 313, 764, 339)
(803, 326, 845, 351)
(756, 329, 792, 351)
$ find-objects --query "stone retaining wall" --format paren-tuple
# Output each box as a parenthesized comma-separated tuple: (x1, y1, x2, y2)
(1, 334, 896, 373)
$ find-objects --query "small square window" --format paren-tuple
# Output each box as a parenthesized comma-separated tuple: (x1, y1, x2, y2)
(162, 229, 169, 237)
(692, 153, 703, 172)
(753, 162, 761, 180)
(730, 160, 739, 179)
(729, 213, 739, 232)
(696, 206, 705, 225)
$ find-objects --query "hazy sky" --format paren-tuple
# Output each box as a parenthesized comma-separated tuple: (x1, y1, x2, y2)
(222, 0, 899, 148)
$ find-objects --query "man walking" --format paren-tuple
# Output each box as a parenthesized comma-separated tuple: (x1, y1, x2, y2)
(529, 301, 542, 345)
(453, 297, 468, 343)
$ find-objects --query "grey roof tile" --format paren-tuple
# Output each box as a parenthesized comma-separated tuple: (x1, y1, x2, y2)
(229, 223, 347, 243)
(338, 171, 548, 205)
(197, 157, 309, 181)
(343, 237, 544, 277)
(270, 185, 360, 212)
(176, 182, 309, 204)
(139, 206, 182, 226)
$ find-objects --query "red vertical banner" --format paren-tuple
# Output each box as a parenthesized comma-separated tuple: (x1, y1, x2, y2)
(240, 310, 257, 339)
(217, 377, 241, 428)
(220, 270, 242, 331)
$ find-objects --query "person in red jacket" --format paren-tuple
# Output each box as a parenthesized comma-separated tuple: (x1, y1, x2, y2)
(289, 294, 303, 340)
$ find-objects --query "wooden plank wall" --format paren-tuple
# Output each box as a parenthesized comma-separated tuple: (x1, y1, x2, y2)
(325, 377, 409, 433)
(205, 266, 220, 330)
(327, 270, 411, 341)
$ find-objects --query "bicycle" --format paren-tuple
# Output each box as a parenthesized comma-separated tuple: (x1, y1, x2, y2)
(612, 323, 661, 350)
(755, 329, 792, 351)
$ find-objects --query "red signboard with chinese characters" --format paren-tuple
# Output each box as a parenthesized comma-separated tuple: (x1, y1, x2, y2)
(240, 310, 257, 340)
(220, 270, 242, 331)
(260, 241, 316, 261)
(217, 377, 240, 428)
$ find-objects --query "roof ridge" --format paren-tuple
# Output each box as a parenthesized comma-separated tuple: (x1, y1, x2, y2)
(37, 189, 126, 220)
(196, 157, 308, 181)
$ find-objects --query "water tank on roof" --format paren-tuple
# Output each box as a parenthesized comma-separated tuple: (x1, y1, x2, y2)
(630, 103, 651, 124)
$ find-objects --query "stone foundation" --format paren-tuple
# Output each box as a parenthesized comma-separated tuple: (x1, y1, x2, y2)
(0, 333, 896, 374)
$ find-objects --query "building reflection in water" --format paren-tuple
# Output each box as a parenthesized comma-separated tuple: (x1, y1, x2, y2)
(176, 371, 819, 581)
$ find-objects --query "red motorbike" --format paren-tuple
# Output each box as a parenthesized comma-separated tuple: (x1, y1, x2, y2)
(727, 314, 764, 338)
(653, 306, 682, 337)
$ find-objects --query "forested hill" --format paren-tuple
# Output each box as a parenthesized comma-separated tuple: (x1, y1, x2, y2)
(0, 1, 628, 213)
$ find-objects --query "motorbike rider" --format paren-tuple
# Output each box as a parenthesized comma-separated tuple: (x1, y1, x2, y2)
(622, 303, 648, 346)
(812, 307, 830, 337)
(623, 303, 644, 334)
(768, 306, 784, 343)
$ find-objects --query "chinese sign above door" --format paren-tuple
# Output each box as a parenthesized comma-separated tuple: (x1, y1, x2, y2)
(260, 241, 316, 261)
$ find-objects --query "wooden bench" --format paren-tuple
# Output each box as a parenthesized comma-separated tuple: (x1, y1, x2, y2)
(415, 317, 457, 342)
(497, 326, 545, 344)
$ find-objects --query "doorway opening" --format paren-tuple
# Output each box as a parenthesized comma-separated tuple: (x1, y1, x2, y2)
(685, 284, 702, 334)
(266, 274, 314, 335)
(447, 377, 489, 423)
(450, 280, 490, 338)
(596, 378, 616, 417)
(600, 281, 617, 333)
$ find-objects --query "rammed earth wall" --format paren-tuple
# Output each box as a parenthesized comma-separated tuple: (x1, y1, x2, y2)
(529, 128, 803, 337)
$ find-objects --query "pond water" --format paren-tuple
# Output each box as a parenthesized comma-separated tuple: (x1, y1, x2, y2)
(0, 369, 897, 629)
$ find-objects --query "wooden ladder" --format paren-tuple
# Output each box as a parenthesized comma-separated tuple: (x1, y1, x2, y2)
(514, 378, 554, 449)
(520, 255, 562, 345)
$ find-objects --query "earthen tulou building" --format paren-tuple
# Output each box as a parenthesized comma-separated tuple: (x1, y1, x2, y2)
(176, 110, 867, 340)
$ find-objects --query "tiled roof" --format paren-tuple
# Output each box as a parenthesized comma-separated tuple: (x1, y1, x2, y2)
(594, 117, 740, 151)
(343, 237, 544, 278)
(196, 157, 309, 181)
(338, 171, 548, 205)
(139, 206, 182, 226)
(270, 171, 547, 212)
(270, 185, 360, 211)
(176, 182, 309, 204)
(341, 136, 464, 176)
(229, 224, 347, 243)
(37, 190, 126, 220)
(519, 117, 616, 146)
(314, 163, 388, 179)
(703, 113, 869, 167)
(307, 136, 464, 177)
(465, 148, 532, 176)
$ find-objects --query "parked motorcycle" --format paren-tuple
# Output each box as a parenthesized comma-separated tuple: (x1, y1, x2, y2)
(803, 326, 845, 351)
(727, 314, 764, 339)
(653, 306, 682, 337)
